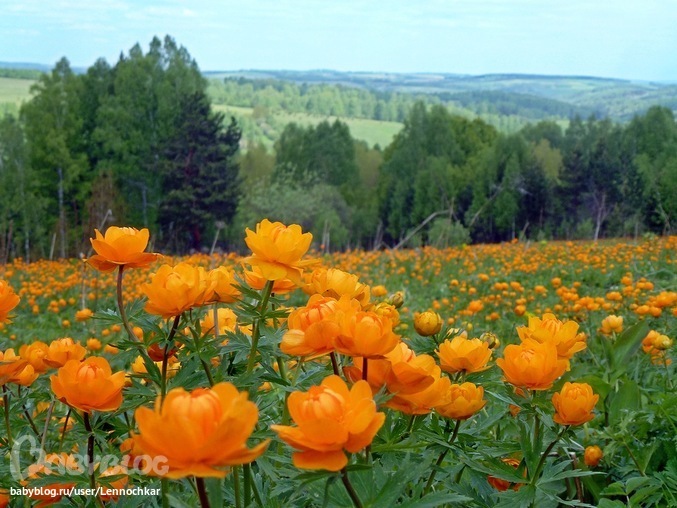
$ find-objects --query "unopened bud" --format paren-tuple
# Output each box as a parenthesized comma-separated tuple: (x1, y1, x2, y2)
(414, 311, 443, 337)
(481, 332, 500, 349)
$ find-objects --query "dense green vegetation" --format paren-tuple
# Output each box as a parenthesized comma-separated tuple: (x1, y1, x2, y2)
(0, 36, 676, 259)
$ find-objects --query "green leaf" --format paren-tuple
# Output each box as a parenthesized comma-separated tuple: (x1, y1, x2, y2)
(608, 379, 641, 424)
(610, 321, 649, 374)
(399, 492, 473, 507)
(597, 500, 626, 508)
(600, 482, 626, 496)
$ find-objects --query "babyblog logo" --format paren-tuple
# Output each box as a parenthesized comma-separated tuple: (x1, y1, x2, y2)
(10, 435, 169, 481)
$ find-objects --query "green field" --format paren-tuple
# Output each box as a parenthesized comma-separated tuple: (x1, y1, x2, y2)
(0, 77, 35, 115)
(213, 103, 403, 148)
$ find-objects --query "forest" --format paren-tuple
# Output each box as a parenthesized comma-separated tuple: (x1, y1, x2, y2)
(0, 35, 675, 259)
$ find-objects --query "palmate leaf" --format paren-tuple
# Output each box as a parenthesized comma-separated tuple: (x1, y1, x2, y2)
(459, 455, 526, 484)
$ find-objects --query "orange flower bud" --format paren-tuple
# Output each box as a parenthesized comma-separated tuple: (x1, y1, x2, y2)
(272, 375, 385, 471)
(243, 219, 316, 285)
(143, 263, 216, 318)
(371, 285, 387, 297)
(86, 226, 160, 272)
(552, 382, 599, 426)
(496, 339, 567, 391)
(436, 336, 492, 374)
(50, 357, 125, 413)
(132, 383, 268, 478)
(584, 445, 603, 467)
(599, 315, 623, 335)
(75, 308, 94, 322)
(435, 382, 486, 420)
(414, 311, 443, 336)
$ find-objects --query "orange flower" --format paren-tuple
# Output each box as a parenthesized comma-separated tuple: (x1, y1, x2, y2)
(99, 465, 128, 502)
(599, 315, 623, 335)
(516, 313, 585, 360)
(552, 382, 599, 426)
(22, 453, 81, 507)
(10, 364, 39, 386)
(86, 226, 160, 272)
(371, 285, 387, 297)
(244, 266, 298, 294)
(244, 219, 316, 284)
(19, 340, 49, 373)
(0, 279, 20, 323)
(344, 343, 437, 398)
(487, 458, 524, 491)
(584, 445, 603, 467)
(280, 294, 340, 357)
(435, 382, 486, 420)
(132, 383, 268, 479)
(143, 263, 216, 318)
(207, 267, 241, 303)
(43, 337, 87, 369)
(303, 268, 371, 307)
(271, 375, 385, 471)
(0, 489, 7, 508)
(50, 357, 125, 413)
(414, 311, 443, 336)
(75, 308, 94, 322)
(0, 348, 29, 386)
(200, 308, 238, 337)
(333, 297, 400, 359)
(436, 336, 492, 374)
(496, 339, 567, 390)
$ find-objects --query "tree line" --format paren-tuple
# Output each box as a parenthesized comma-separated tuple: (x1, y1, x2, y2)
(0, 36, 241, 260)
(0, 36, 675, 260)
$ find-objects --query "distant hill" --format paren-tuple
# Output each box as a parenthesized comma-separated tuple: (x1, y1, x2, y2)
(206, 70, 677, 122)
(4, 63, 677, 144)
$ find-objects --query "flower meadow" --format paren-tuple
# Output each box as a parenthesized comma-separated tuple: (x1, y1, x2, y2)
(0, 223, 675, 508)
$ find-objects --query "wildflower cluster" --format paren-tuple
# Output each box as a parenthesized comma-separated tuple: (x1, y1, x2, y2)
(0, 225, 673, 507)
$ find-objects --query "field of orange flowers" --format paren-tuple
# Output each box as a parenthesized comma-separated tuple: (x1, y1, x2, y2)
(0, 223, 675, 507)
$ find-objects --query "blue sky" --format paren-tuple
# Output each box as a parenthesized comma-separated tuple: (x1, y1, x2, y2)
(2, 0, 676, 81)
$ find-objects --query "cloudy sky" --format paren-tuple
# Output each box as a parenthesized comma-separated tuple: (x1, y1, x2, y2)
(2, 0, 676, 81)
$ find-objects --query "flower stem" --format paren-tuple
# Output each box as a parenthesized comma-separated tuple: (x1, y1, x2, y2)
(233, 466, 242, 508)
(247, 280, 275, 373)
(40, 401, 55, 452)
(116, 265, 137, 341)
(195, 477, 211, 508)
(362, 358, 369, 382)
(423, 419, 461, 495)
(83, 412, 96, 489)
(340, 467, 363, 508)
(161, 315, 182, 405)
(622, 439, 647, 476)
(58, 407, 71, 452)
(531, 426, 568, 484)
(330, 352, 340, 376)
(243, 463, 252, 506)
(2, 386, 11, 446)
(161, 478, 170, 508)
